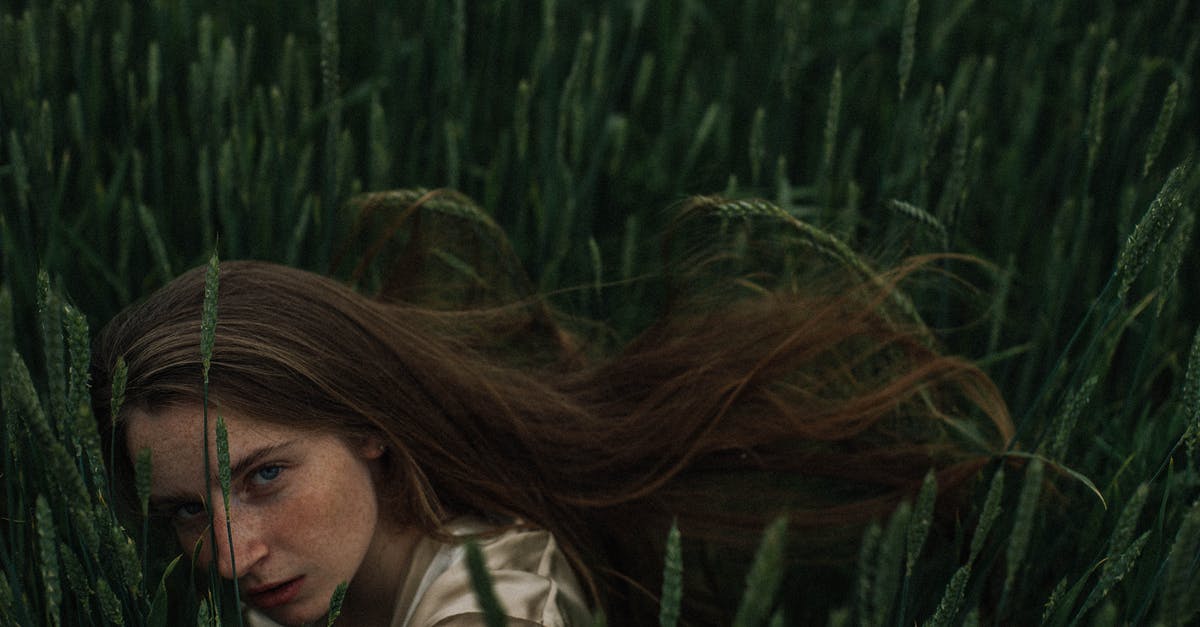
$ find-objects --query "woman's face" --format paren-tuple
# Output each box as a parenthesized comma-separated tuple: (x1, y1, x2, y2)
(126, 405, 404, 625)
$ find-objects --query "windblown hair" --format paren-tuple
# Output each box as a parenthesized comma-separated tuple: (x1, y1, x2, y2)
(92, 248, 1013, 624)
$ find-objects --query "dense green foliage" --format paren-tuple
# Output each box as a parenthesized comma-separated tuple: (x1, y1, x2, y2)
(2, 0, 1199, 624)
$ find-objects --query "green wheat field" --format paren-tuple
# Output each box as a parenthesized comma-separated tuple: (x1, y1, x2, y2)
(2, 0, 1200, 625)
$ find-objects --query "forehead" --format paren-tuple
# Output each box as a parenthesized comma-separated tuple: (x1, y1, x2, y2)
(125, 405, 298, 456)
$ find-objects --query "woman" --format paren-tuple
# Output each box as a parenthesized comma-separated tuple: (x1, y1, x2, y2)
(91, 247, 1012, 625)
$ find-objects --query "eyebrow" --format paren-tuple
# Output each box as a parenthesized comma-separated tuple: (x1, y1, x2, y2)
(147, 439, 299, 508)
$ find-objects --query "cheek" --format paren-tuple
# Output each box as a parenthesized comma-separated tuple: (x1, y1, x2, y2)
(177, 526, 210, 567)
(281, 464, 381, 551)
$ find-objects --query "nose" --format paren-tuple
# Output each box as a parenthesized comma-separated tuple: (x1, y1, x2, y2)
(208, 499, 269, 581)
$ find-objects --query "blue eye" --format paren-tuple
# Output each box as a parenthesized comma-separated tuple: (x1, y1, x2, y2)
(252, 465, 283, 486)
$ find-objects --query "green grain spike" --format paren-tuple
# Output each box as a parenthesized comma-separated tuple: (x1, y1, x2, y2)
(198, 147, 213, 247)
(444, 119, 461, 190)
(887, 199, 948, 248)
(558, 29, 592, 165)
(514, 80, 532, 162)
(465, 540, 508, 627)
(607, 115, 629, 176)
(1093, 602, 1118, 627)
(63, 303, 90, 423)
(287, 195, 316, 267)
(60, 546, 91, 613)
(0, 571, 12, 624)
(8, 131, 30, 213)
(588, 237, 603, 304)
(921, 84, 945, 178)
(63, 303, 106, 483)
(1084, 40, 1115, 178)
(855, 520, 882, 624)
(107, 515, 143, 591)
(147, 41, 161, 106)
(1049, 374, 1098, 459)
(368, 94, 390, 189)
(216, 411, 242, 623)
(936, 110, 969, 226)
(326, 582, 348, 626)
(898, 0, 918, 100)
(96, 578, 124, 625)
(136, 447, 153, 518)
(37, 269, 67, 434)
(1156, 211, 1194, 316)
(1108, 483, 1149, 563)
(732, 516, 788, 627)
(318, 0, 342, 215)
(137, 202, 173, 283)
(36, 496, 61, 627)
(213, 37, 236, 115)
(1143, 80, 1179, 177)
(822, 66, 842, 175)
(923, 563, 970, 627)
(216, 416, 232, 513)
(34, 100, 53, 175)
(12, 355, 91, 514)
(906, 470, 938, 576)
(872, 501, 910, 625)
(217, 140, 238, 253)
(1183, 326, 1200, 454)
(775, 156, 790, 211)
(1078, 530, 1150, 618)
(72, 505, 100, 560)
(200, 249, 219, 383)
(0, 286, 13, 378)
(1002, 459, 1044, 600)
(631, 53, 655, 113)
(749, 107, 766, 185)
(659, 521, 683, 627)
(1159, 499, 1200, 625)
(110, 355, 128, 480)
(970, 467, 1005, 561)
(683, 102, 720, 174)
(68, 91, 84, 149)
(1115, 158, 1189, 302)
(1041, 576, 1068, 623)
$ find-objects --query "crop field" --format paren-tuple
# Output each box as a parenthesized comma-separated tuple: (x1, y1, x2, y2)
(1, 0, 1199, 625)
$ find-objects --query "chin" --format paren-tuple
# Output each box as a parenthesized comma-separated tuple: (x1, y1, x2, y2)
(256, 603, 328, 627)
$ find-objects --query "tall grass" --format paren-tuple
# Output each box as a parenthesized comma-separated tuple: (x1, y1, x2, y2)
(1, 0, 1199, 624)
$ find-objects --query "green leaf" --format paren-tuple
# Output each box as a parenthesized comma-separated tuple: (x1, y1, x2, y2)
(147, 555, 183, 627)
(465, 540, 508, 627)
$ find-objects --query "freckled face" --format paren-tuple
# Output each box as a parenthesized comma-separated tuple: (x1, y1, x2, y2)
(126, 406, 388, 626)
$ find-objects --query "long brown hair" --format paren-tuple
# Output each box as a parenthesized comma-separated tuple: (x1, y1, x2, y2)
(91, 246, 1012, 624)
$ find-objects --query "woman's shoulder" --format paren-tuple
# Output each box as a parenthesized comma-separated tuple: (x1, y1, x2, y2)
(401, 519, 592, 627)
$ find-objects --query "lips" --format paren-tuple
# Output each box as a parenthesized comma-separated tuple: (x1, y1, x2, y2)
(246, 576, 304, 609)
